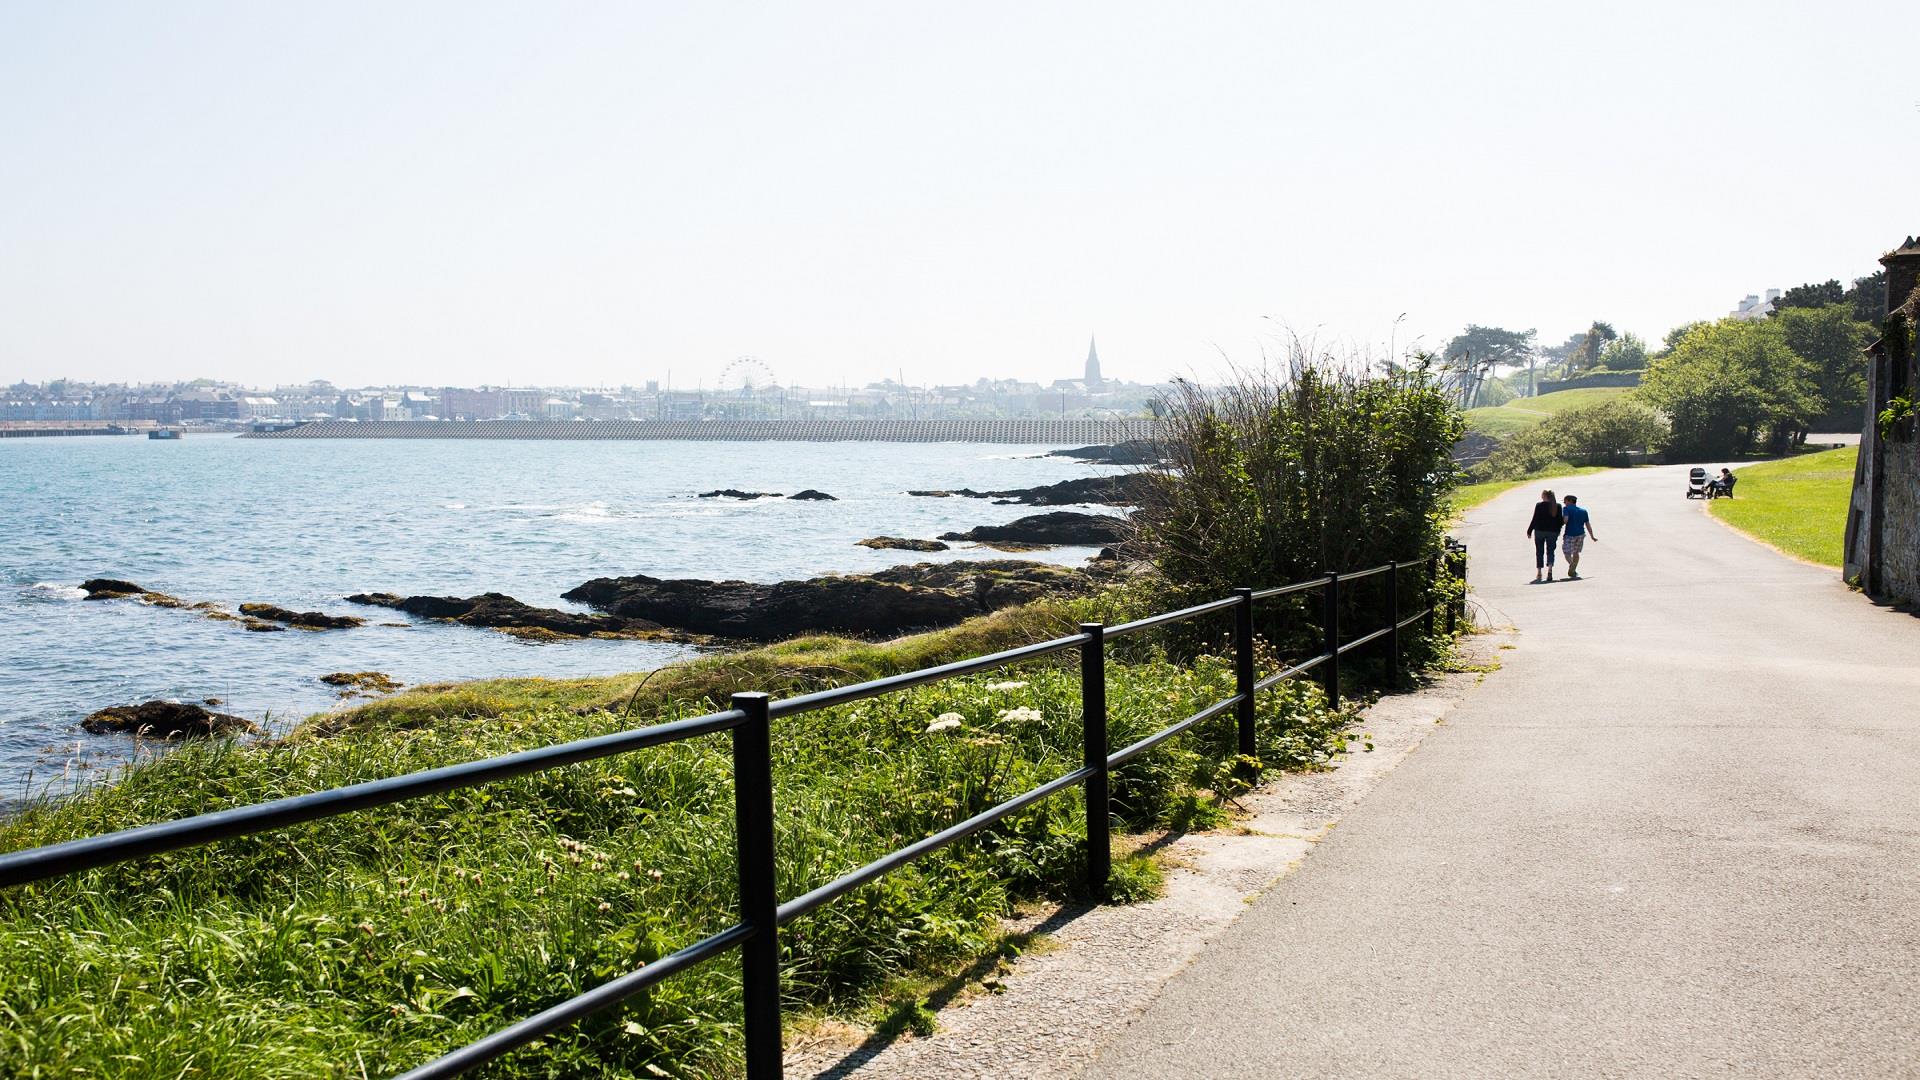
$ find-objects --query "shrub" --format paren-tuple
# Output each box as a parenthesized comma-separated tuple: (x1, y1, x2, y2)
(1546, 398, 1667, 466)
(1640, 317, 1818, 456)
(1134, 351, 1462, 660)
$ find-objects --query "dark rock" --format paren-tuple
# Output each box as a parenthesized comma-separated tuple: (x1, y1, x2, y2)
(908, 474, 1154, 507)
(698, 489, 782, 500)
(938, 511, 1131, 547)
(81, 701, 259, 739)
(857, 537, 950, 552)
(789, 489, 838, 501)
(1046, 440, 1165, 466)
(345, 591, 685, 641)
(237, 603, 365, 630)
(80, 578, 148, 600)
(985, 474, 1157, 507)
(563, 560, 1099, 641)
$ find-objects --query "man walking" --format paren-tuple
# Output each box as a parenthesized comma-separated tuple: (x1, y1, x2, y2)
(1561, 494, 1597, 579)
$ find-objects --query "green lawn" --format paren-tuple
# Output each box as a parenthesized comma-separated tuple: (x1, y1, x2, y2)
(1465, 386, 1638, 437)
(1708, 446, 1857, 567)
(1451, 465, 1615, 513)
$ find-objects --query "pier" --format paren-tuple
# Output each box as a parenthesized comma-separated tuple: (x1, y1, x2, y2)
(239, 418, 1162, 443)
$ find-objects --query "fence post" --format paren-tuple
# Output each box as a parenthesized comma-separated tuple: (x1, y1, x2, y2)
(1452, 545, 1469, 633)
(1321, 572, 1341, 709)
(1079, 623, 1110, 900)
(1387, 564, 1402, 687)
(730, 693, 783, 1080)
(1424, 554, 1438, 640)
(1232, 588, 1256, 757)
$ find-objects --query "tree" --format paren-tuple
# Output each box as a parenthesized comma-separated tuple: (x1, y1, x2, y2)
(1771, 303, 1876, 427)
(1662, 322, 1707, 353)
(1847, 269, 1888, 324)
(1598, 332, 1649, 371)
(1639, 318, 1818, 457)
(1771, 279, 1845, 311)
(1443, 325, 1536, 404)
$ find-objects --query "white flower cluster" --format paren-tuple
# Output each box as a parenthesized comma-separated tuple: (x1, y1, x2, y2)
(984, 680, 1029, 692)
(926, 712, 965, 734)
(997, 706, 1043, 724)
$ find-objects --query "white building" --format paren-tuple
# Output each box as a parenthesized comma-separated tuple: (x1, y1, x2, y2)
(1731, 288, 1782, 320)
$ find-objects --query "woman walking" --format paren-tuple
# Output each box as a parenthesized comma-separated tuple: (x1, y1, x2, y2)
(1527, 489, 1564, 582)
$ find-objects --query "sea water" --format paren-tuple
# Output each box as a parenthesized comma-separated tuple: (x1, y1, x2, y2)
(0, 435, 1126, 804)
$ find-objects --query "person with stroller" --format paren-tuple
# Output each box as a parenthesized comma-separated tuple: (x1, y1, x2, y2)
(1710, 468, 1736, 498)
(1527, 489, 1564, 583)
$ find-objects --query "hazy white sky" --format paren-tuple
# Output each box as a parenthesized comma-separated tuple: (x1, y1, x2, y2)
(3, 1, 1916, 389)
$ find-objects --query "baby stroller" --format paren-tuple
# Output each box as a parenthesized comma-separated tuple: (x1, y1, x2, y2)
(1686, 467, 1710, 499)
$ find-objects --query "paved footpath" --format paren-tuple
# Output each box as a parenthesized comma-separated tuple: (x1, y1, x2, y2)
(1087, 465, 1920, 1079)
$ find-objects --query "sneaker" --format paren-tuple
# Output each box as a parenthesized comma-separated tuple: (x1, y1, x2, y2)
(1546, 570, 1554, 582)
(1568, 572, 1581, 580)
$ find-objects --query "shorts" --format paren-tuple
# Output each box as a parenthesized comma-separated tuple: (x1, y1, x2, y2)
(1562, 533, 1586, 558)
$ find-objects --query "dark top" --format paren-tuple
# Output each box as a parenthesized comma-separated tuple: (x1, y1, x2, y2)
(1527, 501, 1564, 535)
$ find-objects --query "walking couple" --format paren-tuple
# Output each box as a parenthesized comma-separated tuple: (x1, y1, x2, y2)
(1526, 489, 1598, 582)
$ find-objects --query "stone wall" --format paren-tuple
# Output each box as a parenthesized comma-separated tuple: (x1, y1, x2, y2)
(1881, 438, 1920, 603)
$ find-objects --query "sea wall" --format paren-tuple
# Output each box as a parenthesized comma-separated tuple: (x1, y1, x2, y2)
(241, 418, 1164, 443)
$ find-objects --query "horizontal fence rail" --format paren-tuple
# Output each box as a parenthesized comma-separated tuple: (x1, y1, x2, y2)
(0, 544, 1468, 1078)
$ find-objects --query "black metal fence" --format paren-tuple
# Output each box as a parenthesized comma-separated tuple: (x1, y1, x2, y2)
(0, 545, 1468, 1079)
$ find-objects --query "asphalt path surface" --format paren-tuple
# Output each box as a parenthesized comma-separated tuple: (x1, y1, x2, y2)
(1086, 464, 1920, 1078)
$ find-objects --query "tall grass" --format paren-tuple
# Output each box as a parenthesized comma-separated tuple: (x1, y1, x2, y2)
(0, 602, 1354, 1079)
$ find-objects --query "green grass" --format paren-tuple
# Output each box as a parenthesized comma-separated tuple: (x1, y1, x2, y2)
(1450, 465, 1616, 513)
(0, 601, 1361, 1079)
(1465, 386, 1637, 437)
(1708, 446, 1857, 567)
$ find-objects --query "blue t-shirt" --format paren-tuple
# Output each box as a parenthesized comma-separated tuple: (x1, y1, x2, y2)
(1562, 504, 1591, 537)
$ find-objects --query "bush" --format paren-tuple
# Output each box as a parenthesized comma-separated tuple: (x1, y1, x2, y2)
(1134, 353, 1462, 660)
(1546, 398, 1667, 466)
(1471, 398, 1667, 479)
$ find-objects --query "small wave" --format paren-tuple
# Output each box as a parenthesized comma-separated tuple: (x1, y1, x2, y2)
(24, 582, 87, 601)
(441, 502, 468, 510)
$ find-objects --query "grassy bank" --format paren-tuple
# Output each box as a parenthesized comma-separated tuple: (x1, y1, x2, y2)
(1464, 386, 1636, 437)
(1451, 465, 1616, 513)
(1708, 446, 1857, 567)
(0, 600, 1356, 1079)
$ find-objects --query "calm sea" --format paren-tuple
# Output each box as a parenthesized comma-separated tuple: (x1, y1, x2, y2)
(0, 435, 1125, 806)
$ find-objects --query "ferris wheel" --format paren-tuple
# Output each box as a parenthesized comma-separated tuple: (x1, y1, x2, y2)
(718, 356, 778, 394)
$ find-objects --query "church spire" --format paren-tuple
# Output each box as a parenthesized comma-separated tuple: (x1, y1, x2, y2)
(1084, 335, 1103, 389)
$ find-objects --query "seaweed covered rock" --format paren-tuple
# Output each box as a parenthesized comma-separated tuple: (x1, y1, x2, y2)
(789, 489, 838, 501)
(698, 489, 782, 500)
(937, 511, 1131, 547)
(320, 671, 403, 697)
(81, 701, 259, 739)
(237, 603, 364, 630)
(857, 537, 950, 552)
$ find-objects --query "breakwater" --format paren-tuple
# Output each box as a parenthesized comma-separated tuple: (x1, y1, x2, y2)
(240, 418, 1161, 443)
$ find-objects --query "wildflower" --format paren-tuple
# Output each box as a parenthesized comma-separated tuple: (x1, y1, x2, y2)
(648, 868, 665, 881)
(998, 706, 1043, 724)
(926, 713, 964, 734)
(984, 680, 1028, 692)
(598, 902, 612, 913)
(356, 922, 376, 935)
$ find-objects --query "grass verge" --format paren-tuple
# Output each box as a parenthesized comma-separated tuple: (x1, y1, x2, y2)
(0, 600, 1357, 1079)
(1708, 446, 1857, 567)
(1464, 386, 1637, 437)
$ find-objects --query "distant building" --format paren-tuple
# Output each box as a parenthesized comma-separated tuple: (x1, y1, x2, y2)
(1845, 237, 1920, 604)
(238, 396, 280, 420)
(1085, 335, 1103, 389)
(1730, 289, 1782, 320)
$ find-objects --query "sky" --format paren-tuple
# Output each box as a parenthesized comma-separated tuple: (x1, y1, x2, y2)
(2, 1, 1917, 390)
